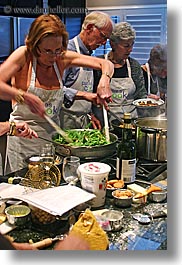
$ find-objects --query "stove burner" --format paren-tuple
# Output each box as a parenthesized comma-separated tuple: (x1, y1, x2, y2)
(136, 161, 167, 181)
(92, 153, 167, 182)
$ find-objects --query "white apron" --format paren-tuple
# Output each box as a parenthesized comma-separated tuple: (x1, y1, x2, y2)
(60, 37, 93, 129)
(5, 57, 64, 174)
(145, 63, 160, 95)
(107, 55, 137, 121)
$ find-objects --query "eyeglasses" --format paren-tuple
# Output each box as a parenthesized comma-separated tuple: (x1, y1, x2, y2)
(37, 46, 63, 56)
(95, 27, 108, 41)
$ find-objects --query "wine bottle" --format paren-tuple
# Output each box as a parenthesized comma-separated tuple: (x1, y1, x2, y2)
(116, 113, 136, 183)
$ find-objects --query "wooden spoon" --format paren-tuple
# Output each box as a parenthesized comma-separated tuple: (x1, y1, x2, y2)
(133, 184, 162, 199)
(103, 105, 110, 143)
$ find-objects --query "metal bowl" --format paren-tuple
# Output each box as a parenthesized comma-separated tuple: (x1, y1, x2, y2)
(106, 179, 125, 198)
(106, 187, 118, 198)
(112, 189, 134, 208)
(148, 190, 167, 202)
(101, 210, 123, 231)
(5, 205, 31, 226)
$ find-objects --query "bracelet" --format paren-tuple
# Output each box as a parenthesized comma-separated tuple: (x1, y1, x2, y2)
(102, 72, 111, 81)
(15, 89, 25, 104)
(8, 121, 16, 136)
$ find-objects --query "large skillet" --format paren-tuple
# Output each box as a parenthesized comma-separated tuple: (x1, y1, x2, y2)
(52, 129, 118, 159)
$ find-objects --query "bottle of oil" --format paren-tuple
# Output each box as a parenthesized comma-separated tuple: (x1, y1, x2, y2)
(116, 113, 136, 183)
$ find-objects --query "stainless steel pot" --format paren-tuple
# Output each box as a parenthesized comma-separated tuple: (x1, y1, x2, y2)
(52, 130, 118, 159)
(135, 118, 167, 161)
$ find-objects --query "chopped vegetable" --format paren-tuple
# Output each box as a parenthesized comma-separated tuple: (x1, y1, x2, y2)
(52, 129, 109, 146)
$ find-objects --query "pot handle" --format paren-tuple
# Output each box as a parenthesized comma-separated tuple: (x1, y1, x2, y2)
(141, 128, 156, 134)
(55, 144, 71, 156)
(157, 130, 167, 161)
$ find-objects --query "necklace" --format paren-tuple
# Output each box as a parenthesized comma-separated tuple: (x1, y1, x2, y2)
(150, 74, 158, 83)
(108, 51, 125, 66)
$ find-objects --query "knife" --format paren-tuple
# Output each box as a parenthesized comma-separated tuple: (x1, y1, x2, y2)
(30, 234, 67, 249)
(44, 114, 72, 143)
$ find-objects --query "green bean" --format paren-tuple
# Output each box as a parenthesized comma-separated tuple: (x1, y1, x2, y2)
(52, 129, 109, 146)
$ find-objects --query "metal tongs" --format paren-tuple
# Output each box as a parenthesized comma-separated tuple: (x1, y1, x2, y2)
(30, 234, 67, 249)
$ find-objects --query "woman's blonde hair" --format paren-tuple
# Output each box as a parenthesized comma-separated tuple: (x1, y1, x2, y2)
(25, 14, 68, 57)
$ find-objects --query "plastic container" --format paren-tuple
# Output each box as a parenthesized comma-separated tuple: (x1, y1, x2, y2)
(78, 162, 111, 208)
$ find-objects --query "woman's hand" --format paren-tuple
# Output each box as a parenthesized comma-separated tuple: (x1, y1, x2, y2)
(15, 122, 38, 139)
(24, 92, 46, 118)
(147, 93, 160, 100)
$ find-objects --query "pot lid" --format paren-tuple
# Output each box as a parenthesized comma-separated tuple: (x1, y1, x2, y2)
(136, 117, 167, 130)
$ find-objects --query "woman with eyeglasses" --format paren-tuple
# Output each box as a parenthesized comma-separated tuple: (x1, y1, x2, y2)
(0, 14, 114, 174)
(93, 22, 147, 126)
(141, 44, 167, 101)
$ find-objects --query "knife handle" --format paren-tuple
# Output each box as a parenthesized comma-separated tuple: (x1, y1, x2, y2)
(31, 238, 53, 249)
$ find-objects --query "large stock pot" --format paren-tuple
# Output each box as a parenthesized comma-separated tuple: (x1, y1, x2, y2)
(135, 117, 167, 162)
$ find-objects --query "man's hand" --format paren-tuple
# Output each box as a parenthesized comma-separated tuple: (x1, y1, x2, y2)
(89, 113, 102, 130)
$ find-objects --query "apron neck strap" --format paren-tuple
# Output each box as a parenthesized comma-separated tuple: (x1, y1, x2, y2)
(30, 57, 63, 89)
(74, 37, 83, 71)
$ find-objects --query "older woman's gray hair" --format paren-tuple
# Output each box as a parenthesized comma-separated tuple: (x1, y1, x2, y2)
(149, 44, 167, 70)
(109, 22, 136, 43)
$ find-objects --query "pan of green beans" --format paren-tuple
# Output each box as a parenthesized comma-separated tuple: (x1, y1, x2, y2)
(52, 129, 118, 159)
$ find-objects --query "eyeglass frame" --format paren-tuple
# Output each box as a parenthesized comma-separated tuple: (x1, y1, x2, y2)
(37, 46, 64, 56)
(94, 26, 109, 41)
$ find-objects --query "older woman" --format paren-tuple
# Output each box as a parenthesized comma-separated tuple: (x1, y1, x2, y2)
(0, 14, 114, 174)
(141, 44, 167, 101)
(93, 21, 147, 125)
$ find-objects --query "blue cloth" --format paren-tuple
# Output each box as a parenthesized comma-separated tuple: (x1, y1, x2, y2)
(127, 235, 161, 250)
(62, 35, 91, 87)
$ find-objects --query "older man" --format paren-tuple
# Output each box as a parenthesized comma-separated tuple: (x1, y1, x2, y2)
(61, 11, 114, 129)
